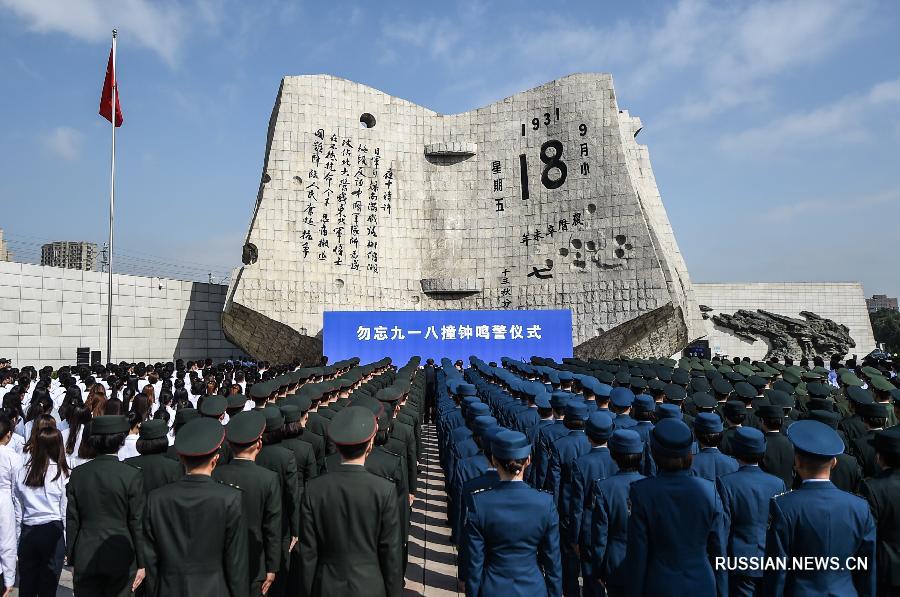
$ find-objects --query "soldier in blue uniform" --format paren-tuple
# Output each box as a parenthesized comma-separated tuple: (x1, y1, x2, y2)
(449, 415, 497, 542)
(569, 411, 617, 597)
(716, 427, 786, 597)
(590, 429, 645, 597)
(525, 392, 555, 486)
(463, 430, 562, 597)
(625, 418, 728, 597)
(609, 388, 637, 429)
(630, 394, 655, 444)
(533, 392, 573, 490)
(456, 425, 504, 589)
(692, 413, 738, 481)
(547, 401, 591, 596)
(763, 420, 876, 596)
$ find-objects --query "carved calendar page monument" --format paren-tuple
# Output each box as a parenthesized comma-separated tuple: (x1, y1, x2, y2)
(223, 74, 703, 362)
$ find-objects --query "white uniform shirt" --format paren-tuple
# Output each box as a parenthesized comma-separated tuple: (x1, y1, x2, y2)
(8, 434, 24, 455)
(13, 462, 67, 528)
(117, 434, 140, 461)
(0, 444, 23, 588)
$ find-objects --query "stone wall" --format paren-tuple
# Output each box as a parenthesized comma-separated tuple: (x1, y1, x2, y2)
(692, 282, 876, 360)
(225, 73, 701, 361)
(0, 261, 243, 368)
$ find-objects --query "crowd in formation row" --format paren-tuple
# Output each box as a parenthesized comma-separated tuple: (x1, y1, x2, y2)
(0, 352, 898, 597)
(434, 354, 900, 597)
(0, 357, 426, 596)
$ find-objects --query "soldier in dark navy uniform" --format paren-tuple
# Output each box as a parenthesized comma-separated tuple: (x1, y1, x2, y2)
(859, 426, 900, 596)
(212, 410, 282, 596)
(804, 409, 862, 493)
(299, 406, 403, 597)
(143, 417, 248, 597)
(625, 418, 728, 597)
(463, 430, 562, 597)
(716, 427, 786, 597)
(763, 420, 876, 596)
(590, 429, 645, 597)
(547, 401, 591, 596)
(569, 411, 617, 597)
(533, 392, 573, 490)
(691, 412, 738, 481)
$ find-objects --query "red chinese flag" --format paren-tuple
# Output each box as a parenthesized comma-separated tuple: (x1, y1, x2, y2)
(99, 48, 123, 127)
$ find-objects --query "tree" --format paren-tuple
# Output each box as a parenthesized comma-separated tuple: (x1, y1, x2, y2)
(870, 309, 900, 354)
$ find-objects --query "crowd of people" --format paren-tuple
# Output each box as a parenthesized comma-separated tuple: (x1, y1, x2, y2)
(0, 356, 424, 596)
(0, 351, 897, 596)
(434, 353, 900, 597)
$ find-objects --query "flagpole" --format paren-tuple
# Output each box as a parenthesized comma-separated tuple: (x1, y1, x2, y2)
(106, 29, 117, 364)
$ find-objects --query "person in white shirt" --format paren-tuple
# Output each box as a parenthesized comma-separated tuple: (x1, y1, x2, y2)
(61, 396, 90, 470)
(0, 414, 23, 595)
(117, 412, 142, 461)
(13, 426, 69, 596)
(1, 406, 25, 456)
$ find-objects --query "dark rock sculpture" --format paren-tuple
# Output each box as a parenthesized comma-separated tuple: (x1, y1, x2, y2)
(711, 309, 855, 360)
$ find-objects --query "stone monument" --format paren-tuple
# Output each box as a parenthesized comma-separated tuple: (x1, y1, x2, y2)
(223, 74, 703, 363)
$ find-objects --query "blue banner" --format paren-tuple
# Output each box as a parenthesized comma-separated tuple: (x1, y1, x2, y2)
(323, 309, 573, 364)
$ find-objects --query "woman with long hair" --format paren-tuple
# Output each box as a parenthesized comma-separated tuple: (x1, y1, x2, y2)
(85, 384, 107, 418)
(61, 394, 90, 465)
(141, 384, 156, 407)
(130, 394, 152, 424)
(22, 390, 53, 442)
(24, 415, 57, 455)
(120, 387, 135, 413)
(13, 427, 69, 596)
(0, 414, 23, 596)
(463, 430, 562, 597)
(1, 402, 25, 455)
(56, 386, 83, 434)
(172, 388, 191, 411)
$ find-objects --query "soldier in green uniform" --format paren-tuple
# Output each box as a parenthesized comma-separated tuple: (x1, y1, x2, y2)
(327, 396, 410, 569)
(165, 407, 200, 461)
(66, 415, 147, 596)
(143, 417, 248, 597)
(213, 411, 282, 596)
(860, 426, 900, 595)
(255, 406, 300, 597)
(379, 386, 418, 502)
(278, 404, 318, 492)
(125, 419, 183, 495)
(293, 386, 327, 467)
(277, 403, 318, 595)
(300, 406, 403, 597)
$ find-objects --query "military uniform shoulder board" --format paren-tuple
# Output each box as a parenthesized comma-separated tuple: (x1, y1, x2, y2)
(470, 487, 493, 495)
(373, 471, 395, 483)
(218, 480, 242, 491)
(537, 488, 554, 495)
(124, 461, 142, 470)
(380, 447, 400, 458)
(773, 489, 793, 500)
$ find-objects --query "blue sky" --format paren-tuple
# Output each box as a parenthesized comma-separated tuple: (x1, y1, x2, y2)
(1, 0, 899, 296)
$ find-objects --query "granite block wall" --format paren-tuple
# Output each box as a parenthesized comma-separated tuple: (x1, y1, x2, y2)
(0, 261, 243, 368)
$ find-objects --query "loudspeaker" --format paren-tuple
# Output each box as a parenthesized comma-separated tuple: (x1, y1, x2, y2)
(76, 347, 90, 366)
